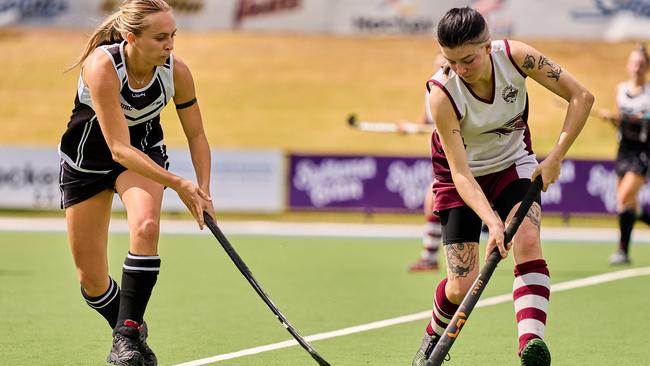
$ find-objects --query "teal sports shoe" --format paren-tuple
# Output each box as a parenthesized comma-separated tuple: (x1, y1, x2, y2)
(520, 338, 551, 366)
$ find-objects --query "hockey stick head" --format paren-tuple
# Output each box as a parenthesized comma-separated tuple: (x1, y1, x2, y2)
(347, 114, 358, 127)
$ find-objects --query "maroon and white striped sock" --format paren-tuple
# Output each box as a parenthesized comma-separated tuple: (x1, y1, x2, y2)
(426, 278, 459, 337)
(513, 259, 550, 354)
(421, 214, 441, 260)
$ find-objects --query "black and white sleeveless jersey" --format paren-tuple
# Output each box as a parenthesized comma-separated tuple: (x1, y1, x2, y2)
(59, 41, 174, 173)
(616, 81, 650, 144)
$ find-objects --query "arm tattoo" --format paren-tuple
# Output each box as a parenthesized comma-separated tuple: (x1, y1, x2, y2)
(446, 242, 478, 279)
(538, 55, 562, 81)
(526, 202, 541, 227)
(522, 55, 536, 70)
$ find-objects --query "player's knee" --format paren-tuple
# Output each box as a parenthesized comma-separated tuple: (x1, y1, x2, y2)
(132, 217, 160, 243)
(514, 232, 542, 260)
(516, 228, 539, 248)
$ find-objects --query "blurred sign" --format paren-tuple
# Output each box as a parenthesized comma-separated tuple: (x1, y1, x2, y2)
(3, 146, 650, 215)
(0, 147, 61, 209)
(154, 148, 285, 212)
(5, 0, 650, 40)
(288, 154, 434, 212)
(0, 147, 285, 212)
(287, 153, 650, 214)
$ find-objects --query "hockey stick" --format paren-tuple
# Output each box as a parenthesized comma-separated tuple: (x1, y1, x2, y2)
(347, 114, 432, 134)
(203, 212, 331, 366)
(427, 175, 543, 366)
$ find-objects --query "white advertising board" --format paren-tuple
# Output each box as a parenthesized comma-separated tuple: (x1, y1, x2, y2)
(0, 146, 285, 212)
(156, 148, 286, 212)
(0, 146, 61, 209)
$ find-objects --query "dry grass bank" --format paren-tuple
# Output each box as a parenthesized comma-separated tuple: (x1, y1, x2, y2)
(0, 29, 632, 158)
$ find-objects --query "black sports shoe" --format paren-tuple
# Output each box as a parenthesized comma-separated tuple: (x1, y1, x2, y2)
(412, 333, 441, 366)
(520, 338, 551, 366)
(107, 320, 144, 366)
(139, 321, 157, 366)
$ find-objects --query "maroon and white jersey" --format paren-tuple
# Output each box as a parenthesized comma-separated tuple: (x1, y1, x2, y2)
(426, 39, 537, 179)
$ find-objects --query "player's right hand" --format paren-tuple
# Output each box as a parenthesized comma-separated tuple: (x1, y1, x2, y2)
(176, 178, 212, 229)
(484, 220, 507, 262)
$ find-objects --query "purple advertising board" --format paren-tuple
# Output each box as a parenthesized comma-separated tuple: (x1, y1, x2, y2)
(288, 153, 650, 215)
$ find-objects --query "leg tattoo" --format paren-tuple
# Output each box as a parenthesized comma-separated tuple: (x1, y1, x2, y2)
(445, 242, 478, 279)
(526, 202, 541, 228)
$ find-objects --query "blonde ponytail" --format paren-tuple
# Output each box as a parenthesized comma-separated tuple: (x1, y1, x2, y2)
(67, 0, 171, 71)
(67, 11, 123, 71)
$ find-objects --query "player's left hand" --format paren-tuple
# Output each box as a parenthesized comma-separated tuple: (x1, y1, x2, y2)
(532, 157, 560, 192)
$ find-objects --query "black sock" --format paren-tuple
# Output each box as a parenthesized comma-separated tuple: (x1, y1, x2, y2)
(638, 211, 650, 226)
(81, 276, 120, 328)
(116, 252, 161, 327)
(619, 209, 636, 254)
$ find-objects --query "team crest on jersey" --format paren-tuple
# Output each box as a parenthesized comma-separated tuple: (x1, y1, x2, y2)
(483, 113, 526, 137)
(501, 84, 518, 103)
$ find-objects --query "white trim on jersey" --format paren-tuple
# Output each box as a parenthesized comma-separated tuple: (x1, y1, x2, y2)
(59, 151, 113, 174)
(75, 116, 96, 168)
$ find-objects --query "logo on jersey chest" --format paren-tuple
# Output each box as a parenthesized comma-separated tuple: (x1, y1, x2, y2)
(483, 113, 526, 137)
(501, 84, 519, 103)
(132, 92, 146, 98)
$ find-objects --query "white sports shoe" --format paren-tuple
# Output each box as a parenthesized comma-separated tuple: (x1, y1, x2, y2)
(608, 251, 631, 265)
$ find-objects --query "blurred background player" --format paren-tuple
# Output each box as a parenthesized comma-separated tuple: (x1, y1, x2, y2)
(598, 44, 650, 265)
(408, 185, 441, 272)
(58, 0, 214, 364)
(411, 7, 593, 366)
(407, 54, 446, 273)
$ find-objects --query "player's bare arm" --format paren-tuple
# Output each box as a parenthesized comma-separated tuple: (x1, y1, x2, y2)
(509, 40, 594, 190)
(173, 56, 214, 217)
(429, 87, 507, 258)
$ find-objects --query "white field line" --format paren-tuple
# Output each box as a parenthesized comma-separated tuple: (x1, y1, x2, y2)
(172, 267, 650, 366)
